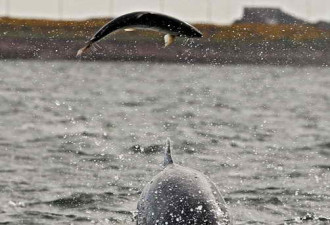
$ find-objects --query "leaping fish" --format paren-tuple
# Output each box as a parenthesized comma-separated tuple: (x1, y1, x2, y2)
(77, 11, 203, 56)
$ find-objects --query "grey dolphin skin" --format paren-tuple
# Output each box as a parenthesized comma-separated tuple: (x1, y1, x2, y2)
(77, 11, 202, 56)
(137, 139, 232, 225)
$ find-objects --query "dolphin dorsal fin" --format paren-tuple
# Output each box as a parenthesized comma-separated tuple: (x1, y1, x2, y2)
(164, 138, 173, 166)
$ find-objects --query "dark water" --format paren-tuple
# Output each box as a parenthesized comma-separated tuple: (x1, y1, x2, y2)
(0, 60, 330, 224)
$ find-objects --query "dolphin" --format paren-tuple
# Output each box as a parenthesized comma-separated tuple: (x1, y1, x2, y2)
(77, 11, 203, 56)
(136, 139, 232, 225)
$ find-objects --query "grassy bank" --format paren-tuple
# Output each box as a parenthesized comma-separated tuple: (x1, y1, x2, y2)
(1, 17, 330, 42)
(1, 17, 329, 66)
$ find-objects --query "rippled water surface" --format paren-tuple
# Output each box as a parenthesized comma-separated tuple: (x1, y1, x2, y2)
(0, 60, 330, 224)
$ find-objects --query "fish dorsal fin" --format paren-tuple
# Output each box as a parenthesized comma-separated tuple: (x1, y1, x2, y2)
(164, 138, 173, 166)
(124, 28, 136, 32)
(136, 12, 149, 19)
(164, 34, 175, 47)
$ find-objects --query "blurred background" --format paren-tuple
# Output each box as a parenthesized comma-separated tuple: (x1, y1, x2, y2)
(1, 0, 330, 64)
(1, 1, 330, 225)
(1, 0, 330, 23)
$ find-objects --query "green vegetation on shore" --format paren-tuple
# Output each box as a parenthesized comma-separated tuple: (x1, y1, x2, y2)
(1, 17, 330, 42)
(1, 17, 329, 66)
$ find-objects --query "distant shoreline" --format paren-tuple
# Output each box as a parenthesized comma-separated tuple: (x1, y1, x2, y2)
(1, 17, 330, 66)
(1, 37, 329, 67)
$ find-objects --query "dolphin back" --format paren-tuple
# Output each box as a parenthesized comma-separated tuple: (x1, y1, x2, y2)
(137, 164, 232, 225)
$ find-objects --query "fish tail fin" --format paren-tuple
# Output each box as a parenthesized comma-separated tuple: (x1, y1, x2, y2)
(164, 34, 175, 47)
(164, 138, 173, 166)
(77, 41, 93, 57)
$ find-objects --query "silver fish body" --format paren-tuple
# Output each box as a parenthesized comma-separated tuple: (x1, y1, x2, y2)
(77, 11, 202, 56)
(90, 11, 202, 43)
